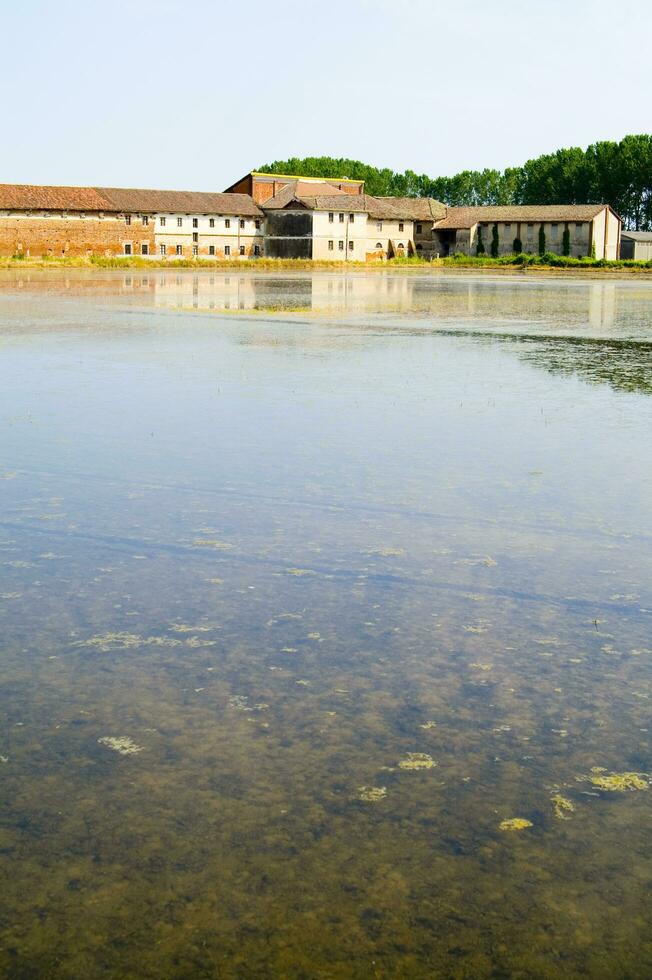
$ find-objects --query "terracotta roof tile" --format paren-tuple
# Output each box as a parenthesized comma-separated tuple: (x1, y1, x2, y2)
(0, 184, 262, 216)
(0, 184, 111, 211)
(97, 188, 262, 216)
(434, 204, 608, 229)
(377, 197, 447, 220)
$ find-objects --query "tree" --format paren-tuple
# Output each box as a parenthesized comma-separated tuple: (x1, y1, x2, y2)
(476, 227, 485, 255)
(491, 224, 499, 257)
(538, 226, 546, 255)
(562, 225, 570, 255)
(258, 135, 651, 228)
(513, 237, 523, 254)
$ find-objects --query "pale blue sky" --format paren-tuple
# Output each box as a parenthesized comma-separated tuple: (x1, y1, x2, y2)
(2, 0, 650, 190)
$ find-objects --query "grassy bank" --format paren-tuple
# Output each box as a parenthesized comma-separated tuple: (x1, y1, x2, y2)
(1, 253, 651, 274)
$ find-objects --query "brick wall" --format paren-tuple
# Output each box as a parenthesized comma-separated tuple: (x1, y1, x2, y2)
(0, 213, 155, 257)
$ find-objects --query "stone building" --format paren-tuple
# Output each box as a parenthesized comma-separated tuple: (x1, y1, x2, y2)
(619, 231, 652, 261)
(0, 185, 264, 258)
(0, 175, 624, 262)
(225, 171, 364, 205)
(431, 204, 621, 260)
(261, 180, 423, 260)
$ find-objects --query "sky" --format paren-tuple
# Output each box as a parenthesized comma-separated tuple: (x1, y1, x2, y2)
(2, 0, 650, 190)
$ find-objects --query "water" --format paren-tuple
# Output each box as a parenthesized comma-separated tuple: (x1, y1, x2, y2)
(1, 269, 651, 978)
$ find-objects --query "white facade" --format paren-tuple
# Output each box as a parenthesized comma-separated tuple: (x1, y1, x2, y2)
(152, 212, 264, 259)
(308, 209, 415, 260)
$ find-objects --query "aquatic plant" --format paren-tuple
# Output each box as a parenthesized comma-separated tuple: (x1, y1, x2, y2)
(398, 753, 437, 771)
(97, 736, 143, 756)
(499, 818, 533, 831)
(589, 772, 648, 792)
(551, 795, 575, 819)
(358, 786, 387, 802)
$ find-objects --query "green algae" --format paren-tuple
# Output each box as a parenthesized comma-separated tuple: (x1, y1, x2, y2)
(97, 736, 144, 756)
(398, 753, 437, 771)
(75, 632, 182, 652)
(358, 786, 387, 802)
(589, 772, 649, 792)
(551, 794, 576, 819)
(192, 538, 234, 550)
(499, 818, 533, 831)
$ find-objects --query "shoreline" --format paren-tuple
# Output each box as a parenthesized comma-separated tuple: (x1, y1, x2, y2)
(0, 256, 650, 278)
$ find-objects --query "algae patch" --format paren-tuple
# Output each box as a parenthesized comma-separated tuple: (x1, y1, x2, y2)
(75, 632, 182, 652)
(98, 736, 144, 756)
(551, 795, 575, 819)
(589, 771, 648, 792)
(398, 753, 437, 771)
(358, 786, 387, 802)
(499, 818, 533, 832)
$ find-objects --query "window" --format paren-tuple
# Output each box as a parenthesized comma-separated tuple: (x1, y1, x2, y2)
(142, 216, 149, 226)
(375, 242, 382, 249)
(177, 217, 183, 227)
(348, 240, 354, 250)
(239, 245, 245, 255)
(141, 243, 149, 255)
(328, 240, 334, 251)
(124, 243, 132, 255)
(209, 218, 215, 228)
(398, 243, 404, 250)
(239, 219, 245, 229)
(254, 245, 260, 256)
(160, 244, 166, 255)
(339, 213, 344, 223)
(575, 222, 583, 229)
(504, 223, 511, 231)
(225, 218, 231, 228)
(192, 245, 198, 256)
(255, 219, 261, 229)
(349, 213, 354, 223)
(192, 232, 198, 243)
(209, 245, 215, 256)
(338, 240, 344, 251)
(224, 245, 231, 256)
(398, 222, 404, 232)
(416, 223, 422, 234)
(192, 217, 198, 228)
(125, 215, 131, 225)
(176, 244, 183, 255)
(377, 221, 382, 231)
(327, 212, 334, 223)
(160, 216, 166, 226)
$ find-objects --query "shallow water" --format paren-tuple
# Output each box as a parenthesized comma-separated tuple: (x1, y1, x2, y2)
(1, 269, 652, 979)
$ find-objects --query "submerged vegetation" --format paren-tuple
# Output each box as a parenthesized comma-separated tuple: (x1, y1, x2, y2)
(499, 818, 533, 832)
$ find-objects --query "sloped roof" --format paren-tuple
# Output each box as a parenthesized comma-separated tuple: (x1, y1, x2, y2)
(97, 188, 263, 216)
(0, 183, 263, 216)
(434, 204, 608, 229)
(621, 230, 652, 241)
(260, 182, 349, 209)
(262, 191, 406, 220)
(0, 184, 111, 211)
(377, 197, 447, 220)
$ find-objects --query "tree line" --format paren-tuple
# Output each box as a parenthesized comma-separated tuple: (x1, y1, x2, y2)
(258, 135, 652, 230)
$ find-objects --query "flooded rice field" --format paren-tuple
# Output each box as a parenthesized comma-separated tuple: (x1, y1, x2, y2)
(1, 269, 652, 978)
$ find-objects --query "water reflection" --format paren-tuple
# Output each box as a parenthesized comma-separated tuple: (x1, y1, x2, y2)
(2, 269, 652, 338)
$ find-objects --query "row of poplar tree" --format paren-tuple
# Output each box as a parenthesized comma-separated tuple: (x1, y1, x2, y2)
(259, 134, 652, 231)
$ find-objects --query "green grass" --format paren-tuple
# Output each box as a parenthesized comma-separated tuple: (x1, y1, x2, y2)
(1, 253, 650, 273)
